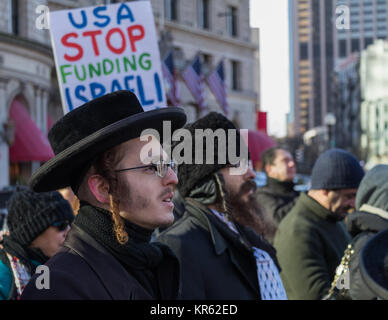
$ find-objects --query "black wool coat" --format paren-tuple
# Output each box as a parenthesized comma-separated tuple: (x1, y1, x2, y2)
(255, 178, 299, 226)
(156, 198, 280, 300)
(20, 225, 179, 300)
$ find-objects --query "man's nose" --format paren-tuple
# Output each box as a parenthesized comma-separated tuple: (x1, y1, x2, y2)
(163, 167, 179, 186)
(244, 167, 256, 180)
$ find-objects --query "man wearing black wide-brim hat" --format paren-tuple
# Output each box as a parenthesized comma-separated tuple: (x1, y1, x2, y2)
(21, 90, 186, 300)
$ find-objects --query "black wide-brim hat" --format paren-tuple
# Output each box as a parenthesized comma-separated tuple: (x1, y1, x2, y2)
(29, 90, 187, 192)
(360, 229, 388, 300)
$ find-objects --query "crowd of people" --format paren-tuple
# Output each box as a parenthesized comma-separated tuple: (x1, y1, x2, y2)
(0, 90, 387, 300)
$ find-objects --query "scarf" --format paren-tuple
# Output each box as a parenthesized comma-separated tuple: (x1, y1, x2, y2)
(1, 235, 48, 274)
(73, 202, 170, 297)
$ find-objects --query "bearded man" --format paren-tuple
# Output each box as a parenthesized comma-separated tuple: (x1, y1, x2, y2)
(157, 112, 287, 300)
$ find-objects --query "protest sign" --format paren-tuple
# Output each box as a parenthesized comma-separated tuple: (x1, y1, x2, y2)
(49, 1, 166, 114)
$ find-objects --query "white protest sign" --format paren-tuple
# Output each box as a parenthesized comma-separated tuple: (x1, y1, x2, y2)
(49, 1, 166, 114)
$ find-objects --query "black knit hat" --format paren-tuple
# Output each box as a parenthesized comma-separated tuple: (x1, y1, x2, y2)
(6, 186, 75, 246)
(310, 148, 364, 190)
(174, 112, 248, 198)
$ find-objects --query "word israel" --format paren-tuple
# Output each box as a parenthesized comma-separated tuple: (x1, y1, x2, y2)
(50, 2, 166, 113)
(140, 122, 250, 175)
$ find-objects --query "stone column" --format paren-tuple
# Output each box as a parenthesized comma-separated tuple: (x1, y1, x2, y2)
(35, 87, 42, 129)
(41, 89, 48, 135)
(31, 87, 43, 174)
(0, 79, 9, 187)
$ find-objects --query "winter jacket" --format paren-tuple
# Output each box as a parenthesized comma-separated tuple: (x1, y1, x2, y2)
(0, 251, 40, 300)
(254, 178, 299, 243)
(274, 193, 351, 300)
(21, 205, 180, 300)
(156, 198, 281, 299)
(345, 210, 388, 299)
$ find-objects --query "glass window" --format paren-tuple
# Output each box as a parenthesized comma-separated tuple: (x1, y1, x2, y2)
(8, 0, 19, 35)
(227, 6, 238, 37)
(230, 60, 240, 91)
(198, 0, 210, 30)
(165, 0, 178, 21)
(339, 39, 347, 57)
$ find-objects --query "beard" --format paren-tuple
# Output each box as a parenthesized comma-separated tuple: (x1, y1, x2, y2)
(227, 180, 276, 240)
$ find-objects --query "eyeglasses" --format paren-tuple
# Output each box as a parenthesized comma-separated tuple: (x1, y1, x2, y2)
(114, 160, 178, 178)
(228, 160, 254, 171)
(52, 220, 70, 232)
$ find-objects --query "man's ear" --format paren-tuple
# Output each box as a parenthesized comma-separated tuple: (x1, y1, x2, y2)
(87, 175, 110, 204)
(322, 189, 330, 196)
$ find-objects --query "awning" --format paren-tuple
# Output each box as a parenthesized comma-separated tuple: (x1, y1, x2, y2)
(9, 100, 54, 162)
(241, 130, 276, 167)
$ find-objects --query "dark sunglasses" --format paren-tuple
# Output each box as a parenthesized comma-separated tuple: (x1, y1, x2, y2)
(52, 220, 70, 231)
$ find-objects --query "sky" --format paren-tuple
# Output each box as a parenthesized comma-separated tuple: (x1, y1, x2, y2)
(250, 0, 290, 137)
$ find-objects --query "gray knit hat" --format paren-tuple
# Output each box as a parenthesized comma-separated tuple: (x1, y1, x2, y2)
(310, 148, 364, 190)
(6, 186, 75, 246)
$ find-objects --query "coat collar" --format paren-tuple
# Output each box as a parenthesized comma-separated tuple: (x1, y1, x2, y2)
(184, 198, 229, 255)
(184, 198, 260, 294)
(299, 192, 340, 222)
(63, 225, 150, 299)
(266, 177, 296, 194)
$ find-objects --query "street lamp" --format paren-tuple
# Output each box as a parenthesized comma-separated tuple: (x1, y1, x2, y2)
(325, 113, 336, 149)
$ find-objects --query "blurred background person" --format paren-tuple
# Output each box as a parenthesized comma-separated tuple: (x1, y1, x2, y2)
(58, 187, 80, 215)
(326, 164, 388, 300)
(254, 147, 299, 243)
(274, 148, 364, 299)
(0, 186, 74, 299)
(359, 229, 388, 300)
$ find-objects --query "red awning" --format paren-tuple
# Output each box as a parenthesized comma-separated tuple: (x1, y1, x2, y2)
(242, 130, 276, 167)
(9, 100, 54, 162)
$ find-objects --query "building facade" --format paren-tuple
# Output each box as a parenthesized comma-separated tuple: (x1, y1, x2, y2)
(360, 39, 388, 168)
(0, 0, 259, 187)
(151, 0, 258, 127)
(290, 0, 388, 138)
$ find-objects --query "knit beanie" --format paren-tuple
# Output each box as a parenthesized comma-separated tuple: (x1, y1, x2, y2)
(355, 164, 388, 211)
(6, 186, 75, 246)
(310, 148, 364, 190)
(174, 112, 248, 198)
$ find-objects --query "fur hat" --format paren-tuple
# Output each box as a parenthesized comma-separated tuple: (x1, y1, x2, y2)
(29, 90, 186, 193)
(310, 148, 364, 190)
(175, 112, 248, 198)
(6, 186, 74, 246)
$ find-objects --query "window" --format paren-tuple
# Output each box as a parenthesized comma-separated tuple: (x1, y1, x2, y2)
(230, 60, 240, 91)
(300, 43, 308, 60)
(339, 39, 347, 58)
(364, 37, 374, 48)
(165, 0, 178, 22)
(8, 0, 19, 35)
(199, 53, 212, 74)
(227, 6, 238, 37)
(198, 0, 210, 30)
(351, 38, 360, 52)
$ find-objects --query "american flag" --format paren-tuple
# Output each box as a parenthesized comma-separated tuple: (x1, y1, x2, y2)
(162, 50, 181, 107)
(182, 54, 207, 110)
(207, 60, 229, 115)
